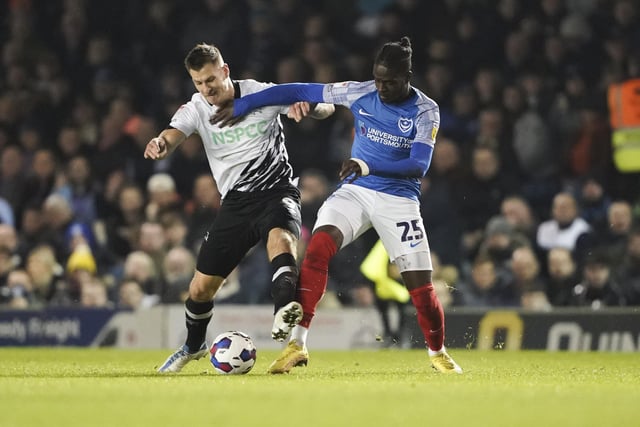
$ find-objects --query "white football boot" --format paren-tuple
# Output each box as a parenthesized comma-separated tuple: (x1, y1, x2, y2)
(271, 301, 303, 341)
(157, 342, 208, 373)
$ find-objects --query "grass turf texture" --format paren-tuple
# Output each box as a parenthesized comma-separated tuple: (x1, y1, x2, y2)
(1, 348, 638, 427)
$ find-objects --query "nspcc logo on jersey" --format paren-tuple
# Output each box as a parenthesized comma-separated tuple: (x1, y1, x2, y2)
(359, 120, 411, 149)
(398, 117, 413, 134)
(211, 120, 269, 145)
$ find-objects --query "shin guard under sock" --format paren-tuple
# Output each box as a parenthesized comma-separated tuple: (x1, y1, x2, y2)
(184, 298, 214, 352)
(409, 283, 445, 351)
(297, 231, 338, 328)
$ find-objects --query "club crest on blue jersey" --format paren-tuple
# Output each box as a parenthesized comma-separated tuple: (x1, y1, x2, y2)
(398, 117, 413, 134)
(358, 120, 367, 136)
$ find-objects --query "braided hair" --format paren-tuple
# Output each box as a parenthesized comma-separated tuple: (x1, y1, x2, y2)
(374, 36, 412, 74)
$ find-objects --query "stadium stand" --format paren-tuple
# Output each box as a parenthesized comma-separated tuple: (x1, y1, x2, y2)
(0, 0, 639, 311)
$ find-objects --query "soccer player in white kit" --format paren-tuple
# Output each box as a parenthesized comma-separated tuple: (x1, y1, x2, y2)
(213, 37, 463, 374)
(147, 43, 334, 373)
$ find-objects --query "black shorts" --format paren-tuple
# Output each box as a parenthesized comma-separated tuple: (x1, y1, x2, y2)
(196, 185, 301, 278)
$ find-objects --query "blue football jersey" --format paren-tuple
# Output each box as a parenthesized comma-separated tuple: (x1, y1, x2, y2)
(321, 81, 439, 200)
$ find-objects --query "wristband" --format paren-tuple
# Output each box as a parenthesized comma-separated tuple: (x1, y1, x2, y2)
(350, 158, 370, 176)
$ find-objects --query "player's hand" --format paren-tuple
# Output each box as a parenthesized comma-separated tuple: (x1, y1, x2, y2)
(287, 102, 312, 122)
(144, 136, 168, 160)
(210, 100, 244, 128)
(339, 159, 362, 183)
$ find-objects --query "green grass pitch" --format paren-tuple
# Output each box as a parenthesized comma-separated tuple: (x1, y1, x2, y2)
(1, 348, 638, 427)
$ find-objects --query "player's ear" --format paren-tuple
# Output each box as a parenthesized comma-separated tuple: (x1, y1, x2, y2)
(222, 63, 230, 78)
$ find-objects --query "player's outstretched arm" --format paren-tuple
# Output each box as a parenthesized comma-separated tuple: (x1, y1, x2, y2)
(143, 128, 186, 160)
(210, 83, 326, 127)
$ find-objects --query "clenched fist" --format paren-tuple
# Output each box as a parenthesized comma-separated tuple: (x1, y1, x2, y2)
(144, 136, 168, 160)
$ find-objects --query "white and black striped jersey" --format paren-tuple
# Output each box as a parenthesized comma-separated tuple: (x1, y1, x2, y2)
(169, 80, 293, 198)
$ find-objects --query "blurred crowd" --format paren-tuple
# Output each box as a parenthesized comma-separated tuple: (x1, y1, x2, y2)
(1, 0, 640, 313)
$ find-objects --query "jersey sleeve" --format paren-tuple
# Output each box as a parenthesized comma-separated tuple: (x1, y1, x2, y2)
(414, 106, 439, 148)
(233, 83, 325, 116)
(233, 81, 376, 116)
(321, 81, 376, 108)
(169, 102, 200, 137)
(366, 143, 434, 178)
(241, 80, 289, 115)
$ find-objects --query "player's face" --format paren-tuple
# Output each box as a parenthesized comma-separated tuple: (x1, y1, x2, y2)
(373, 64, 411, 104)
(189, 62, 232, 106)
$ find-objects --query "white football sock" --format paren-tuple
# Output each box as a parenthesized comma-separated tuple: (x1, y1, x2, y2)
(428, 346, 445, 357)
(290, 325, 308, 347)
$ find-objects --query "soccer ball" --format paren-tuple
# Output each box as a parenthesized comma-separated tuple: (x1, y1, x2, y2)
(209, 331, 257, 374)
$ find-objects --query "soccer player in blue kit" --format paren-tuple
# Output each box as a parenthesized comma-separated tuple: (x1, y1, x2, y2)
(212, 37, 463, 374)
